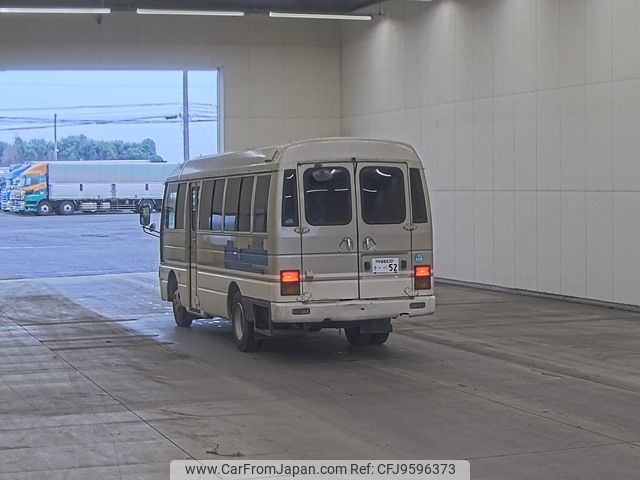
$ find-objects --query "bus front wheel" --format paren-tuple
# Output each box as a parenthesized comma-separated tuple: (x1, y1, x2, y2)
(231, 291, 261, 352)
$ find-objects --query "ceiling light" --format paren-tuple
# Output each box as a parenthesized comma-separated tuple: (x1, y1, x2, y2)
(0, 7, 110, 14)
(269, 11, 372, 21)
(136, 8, 245, 17)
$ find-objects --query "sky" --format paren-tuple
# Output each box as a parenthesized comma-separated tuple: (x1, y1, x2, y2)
(0, 69, 219, 163)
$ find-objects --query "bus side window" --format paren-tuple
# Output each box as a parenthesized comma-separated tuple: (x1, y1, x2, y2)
(223, 178, 241, 231)
(238, 176, 254, 232)
(175, 183, 187, 230)
(211, 179, 225, 231)
(199, 180, 214, 230)
(253, 175, 271, 233)
(409, 168, 428, 223)
(281, 169, 299, 227)
(163, 183, 178, 229)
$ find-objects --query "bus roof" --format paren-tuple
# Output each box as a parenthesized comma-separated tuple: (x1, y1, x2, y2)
(167, 138, 421, 182)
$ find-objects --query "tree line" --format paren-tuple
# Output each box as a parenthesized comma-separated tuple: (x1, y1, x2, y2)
(0, 135, 164, 166)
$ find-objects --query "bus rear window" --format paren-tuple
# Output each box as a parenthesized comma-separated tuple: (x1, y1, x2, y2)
(303, 167, 352, 226)
(359, 166, 405, 225)
(409, 168, 428, 223)
(281, 169, 299, 227)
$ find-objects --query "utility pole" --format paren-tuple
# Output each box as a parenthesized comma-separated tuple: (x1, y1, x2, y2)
(53, 113, 58, 161)
(182, 70, 190, 163)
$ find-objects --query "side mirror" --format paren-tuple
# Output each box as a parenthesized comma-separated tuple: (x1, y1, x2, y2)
(139, 205, 151, 227)
(149, 223, 156, 232)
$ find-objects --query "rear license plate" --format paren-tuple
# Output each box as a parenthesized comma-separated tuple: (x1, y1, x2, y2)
(372, 257, 400, 274)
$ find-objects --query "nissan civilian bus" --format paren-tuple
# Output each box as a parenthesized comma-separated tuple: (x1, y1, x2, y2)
(141, 138, 435, 351)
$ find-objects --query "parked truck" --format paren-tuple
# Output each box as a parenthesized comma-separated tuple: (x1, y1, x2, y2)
(1, 164, 30, 211)
(12, 160, 178, 215)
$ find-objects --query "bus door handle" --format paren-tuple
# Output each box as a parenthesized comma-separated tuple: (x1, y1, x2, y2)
(339, 237, 354, 251)
(363, 237, 377, 251)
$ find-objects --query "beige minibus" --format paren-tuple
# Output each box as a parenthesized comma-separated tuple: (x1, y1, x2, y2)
(142, 138, 435, 351)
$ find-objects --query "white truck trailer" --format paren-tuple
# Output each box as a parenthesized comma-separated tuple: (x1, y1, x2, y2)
(16, 160, 179, 215)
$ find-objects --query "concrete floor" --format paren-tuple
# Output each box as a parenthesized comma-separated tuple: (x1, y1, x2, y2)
(0, 212, 639, 479)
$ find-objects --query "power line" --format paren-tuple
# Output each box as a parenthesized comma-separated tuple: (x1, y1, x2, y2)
(1, 102, 216, 112)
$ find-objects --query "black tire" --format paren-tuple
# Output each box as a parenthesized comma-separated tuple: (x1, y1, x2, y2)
(58, 200, 75, 215)
(369, 332, 390, 345)
(344, 327, 372, 346)
(171, 284, 194, 328)
(231, 291, 261, 352)
(37, 200, 54, 216)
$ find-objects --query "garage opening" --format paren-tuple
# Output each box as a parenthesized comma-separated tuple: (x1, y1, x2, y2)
(0, 69, 220, 165)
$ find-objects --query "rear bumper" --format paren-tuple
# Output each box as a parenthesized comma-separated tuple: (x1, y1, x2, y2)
(270, 295, 435, 324)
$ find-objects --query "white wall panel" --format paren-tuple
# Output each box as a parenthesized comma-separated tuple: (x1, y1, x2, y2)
(514, 0, 537, 93)
(435, 191, 456, 279)
(585, 84, 613, 191)
(536, 192, 562, 293)
(514, 192, 538, 291)
(561, 192, 586, 298)
(492, 0, 515, 97)
(454, 102, 474, 190)
(473, 0, 494, 99)
(493, 191, 515, 287)
(585, 0, 613, 84)
(437, 104, 456, 190)
(473, 99, 493, 190)
(514, 93, 538, 190)
(586, 192, 613, 302)
(612, 80, 640, 191)
(612, 0, 640, 81)
(560, 87, 586, 191)
(474, 192, 495, 284)
(613, 193, 640, 305)
(536, 0, 561, 90)
(338, 0, 640, 306)
(455, 192, 476, 281)
(536, 89, 561, 190)
(493, 95, 515, 191)
(559, 0, 586, 87)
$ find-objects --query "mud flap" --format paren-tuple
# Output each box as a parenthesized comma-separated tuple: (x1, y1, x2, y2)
(359, 318, 393, 334)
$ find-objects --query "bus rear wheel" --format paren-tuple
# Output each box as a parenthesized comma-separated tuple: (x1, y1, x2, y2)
(369, 332, 390, 345)
(344, 327, 372, 346)
(171, 285, 194, 328)
(231, 291, 261, 352)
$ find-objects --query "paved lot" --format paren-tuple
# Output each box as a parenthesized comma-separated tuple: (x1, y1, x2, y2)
(0, 211, 160, 280)
(0, 211, 639, 479)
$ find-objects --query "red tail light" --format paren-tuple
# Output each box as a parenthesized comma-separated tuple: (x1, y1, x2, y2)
(280, 270, 301, 296)
(414, 265, 431, 290)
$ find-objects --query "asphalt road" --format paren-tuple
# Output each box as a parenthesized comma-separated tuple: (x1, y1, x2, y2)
(0, 210, 160, 279)
(0, 211, 639, 479)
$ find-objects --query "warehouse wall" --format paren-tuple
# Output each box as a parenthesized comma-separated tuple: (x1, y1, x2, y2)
(342, 0, 640, 306)
(0, 13, 341, 152)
